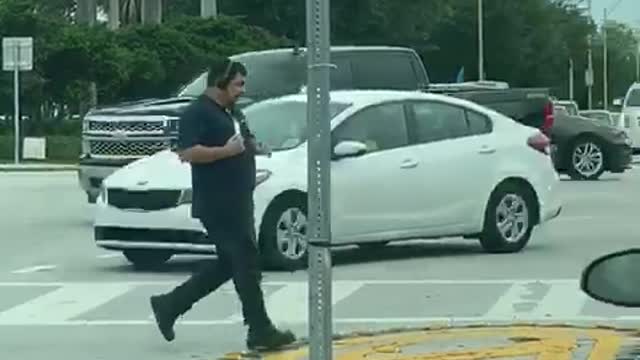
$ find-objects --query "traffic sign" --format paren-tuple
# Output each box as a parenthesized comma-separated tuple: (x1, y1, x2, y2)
(3, 37, 33, 71)
(2, 36, 33, 165)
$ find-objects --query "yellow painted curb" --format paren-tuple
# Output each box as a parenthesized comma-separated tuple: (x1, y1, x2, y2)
(220, 324, 640, 360)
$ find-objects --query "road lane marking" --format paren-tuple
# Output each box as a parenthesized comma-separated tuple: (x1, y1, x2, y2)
(226, 281, 364, 324)
(485, 282, 532, 318)
(1, 316, 640, 326)
(0, 279, 579, 287)
(11, 265, 57, 274)
(530, 281, 589, 318)
(0, 283, 134, 325)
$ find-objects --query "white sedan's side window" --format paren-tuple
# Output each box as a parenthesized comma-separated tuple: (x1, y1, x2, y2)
(333, 102, 409, 153)
(411, 101, 468, 144)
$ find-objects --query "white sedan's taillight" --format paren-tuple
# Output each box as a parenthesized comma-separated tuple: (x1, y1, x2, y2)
(527, 132, 551, 155)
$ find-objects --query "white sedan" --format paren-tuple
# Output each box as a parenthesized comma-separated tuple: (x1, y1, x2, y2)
(94, 90, 562, 270)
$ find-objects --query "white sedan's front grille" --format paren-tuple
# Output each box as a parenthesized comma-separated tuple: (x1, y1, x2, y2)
(89, 140, 170, 157)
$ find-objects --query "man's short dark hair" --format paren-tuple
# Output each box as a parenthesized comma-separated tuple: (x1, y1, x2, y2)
(206, 57, 248, 89)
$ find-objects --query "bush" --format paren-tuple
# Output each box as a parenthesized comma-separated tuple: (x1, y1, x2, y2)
(0, 135, 80, 162)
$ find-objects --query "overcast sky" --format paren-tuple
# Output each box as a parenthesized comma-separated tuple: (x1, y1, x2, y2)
(590, 0, 640, 27)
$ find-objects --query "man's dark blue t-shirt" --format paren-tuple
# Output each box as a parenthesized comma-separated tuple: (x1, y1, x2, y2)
(177, 95, 256, 220)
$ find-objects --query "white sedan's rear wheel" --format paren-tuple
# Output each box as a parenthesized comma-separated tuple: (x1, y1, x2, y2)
(479, 182, 536, 253)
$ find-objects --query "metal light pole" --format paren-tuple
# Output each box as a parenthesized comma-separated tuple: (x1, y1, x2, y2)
(306, 0, 333, 359)
(587, 0, 594, 109)
(603, 8, 609, 109)
(478, 0, 485, 80)
(569, 58, 575, 100)
(201, 0, 218, 18)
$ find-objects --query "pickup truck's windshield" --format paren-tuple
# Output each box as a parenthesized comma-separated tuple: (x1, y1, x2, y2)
(626, 89, 640, 107)
(244, 100, 351, 151)
(177, 54, 306, 100)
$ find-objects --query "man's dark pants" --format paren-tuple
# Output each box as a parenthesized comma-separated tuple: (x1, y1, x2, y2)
(165, 194, 271, 330)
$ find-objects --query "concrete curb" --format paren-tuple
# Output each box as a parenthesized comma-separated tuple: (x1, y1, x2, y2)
(220, 324, 640, 360)
(0, 164, 78, 172)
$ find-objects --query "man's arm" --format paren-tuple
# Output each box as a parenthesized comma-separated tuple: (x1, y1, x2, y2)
(178, 145, 231, 164)
(176, 107, 232, 164)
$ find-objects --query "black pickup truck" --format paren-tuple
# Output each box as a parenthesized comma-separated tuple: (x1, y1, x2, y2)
(78, 46, 554, 202)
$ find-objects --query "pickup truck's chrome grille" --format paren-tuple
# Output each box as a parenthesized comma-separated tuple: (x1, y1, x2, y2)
(88, 121, 165, 132)
(89, 140, 169, 157)
(107, 189, 181, 211)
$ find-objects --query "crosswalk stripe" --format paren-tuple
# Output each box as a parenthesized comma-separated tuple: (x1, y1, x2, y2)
(263, 281, 364, 325)
(0, 283, 134, 325)
(530, 281, 589, 318)
(0, 279, 625, 326)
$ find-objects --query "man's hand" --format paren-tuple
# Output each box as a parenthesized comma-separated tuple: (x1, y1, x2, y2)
(177, 148, 193, 163)
(224, 133, 246, 157)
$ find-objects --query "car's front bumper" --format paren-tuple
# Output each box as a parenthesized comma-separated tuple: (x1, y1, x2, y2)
(606, 143, 633, 172)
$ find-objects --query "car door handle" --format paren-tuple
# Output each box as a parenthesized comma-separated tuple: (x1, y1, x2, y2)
(400, 159, 419, 168)
(478, 146, 496, 154)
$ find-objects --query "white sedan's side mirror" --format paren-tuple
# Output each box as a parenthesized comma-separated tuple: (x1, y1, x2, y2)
(332, 140, 367, 159)
(580, 248, 640, 307)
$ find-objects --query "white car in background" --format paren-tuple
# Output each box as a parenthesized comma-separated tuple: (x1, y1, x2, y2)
(93, 90, 562, 270)
(622, 82, 640, 151)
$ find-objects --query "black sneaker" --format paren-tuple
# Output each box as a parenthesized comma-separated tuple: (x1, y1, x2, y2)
(246, 325, 296, 351)
(150, 295, 178, 342)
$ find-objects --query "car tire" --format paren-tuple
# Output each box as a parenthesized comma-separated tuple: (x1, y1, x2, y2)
(479, 182, 536, 254)
(123, 250, 173, 268)
(567, 136, 606, 180)
(259, 193, 308, 271)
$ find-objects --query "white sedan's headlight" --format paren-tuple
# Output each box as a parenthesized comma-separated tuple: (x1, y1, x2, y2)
(178, 170, 271, 205)
(98, 185, 107, 202)
(256, 169, 272, 186)
(178, 188, 193, 205)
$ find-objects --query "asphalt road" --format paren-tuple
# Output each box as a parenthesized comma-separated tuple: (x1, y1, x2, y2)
(1, 168, 640, 360)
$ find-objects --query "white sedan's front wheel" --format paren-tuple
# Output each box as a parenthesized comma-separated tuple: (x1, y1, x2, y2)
(260, 193, 308, 271)
(479, 182, 536, 253)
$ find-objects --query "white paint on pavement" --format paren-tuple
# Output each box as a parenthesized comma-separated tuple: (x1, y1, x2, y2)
(11, 265, 57, 274)
(226, 281, 364, 325)
(0, 279, 614, 326)
(0, 283, 134, 325)
(530, 281, 589, 318)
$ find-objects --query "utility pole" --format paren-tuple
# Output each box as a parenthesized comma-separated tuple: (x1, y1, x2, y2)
(569, 58, 574, 100)
(76, 0, 98, 113)
(201, 0, 218, 18)
(478, 0, 485, 80)
(603, 8, 609, 110)
(586, 0, 594, 109)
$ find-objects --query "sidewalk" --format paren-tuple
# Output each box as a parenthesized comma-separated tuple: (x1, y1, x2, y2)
(0, 162, 78, 172)
(220, 324, 640, 360)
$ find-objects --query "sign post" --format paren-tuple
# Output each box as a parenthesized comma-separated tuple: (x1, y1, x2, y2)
(306, 0, 333, 359)
(3, 37, 33, 164)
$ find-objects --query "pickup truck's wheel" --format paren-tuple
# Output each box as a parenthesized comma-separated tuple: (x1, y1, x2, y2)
(260, 193, 308, 271)
(479, 182, 536, 253)
(567, 136, 605, 180)
(123, 250, 172, 268)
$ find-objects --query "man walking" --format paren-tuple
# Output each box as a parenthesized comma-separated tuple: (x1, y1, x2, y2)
(149, 58, 296, 350)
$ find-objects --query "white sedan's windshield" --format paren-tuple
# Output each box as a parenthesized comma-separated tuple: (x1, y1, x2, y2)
(244, 100, 351, 151)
